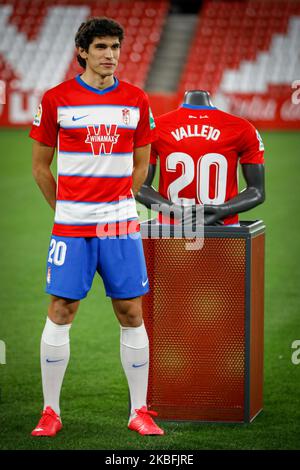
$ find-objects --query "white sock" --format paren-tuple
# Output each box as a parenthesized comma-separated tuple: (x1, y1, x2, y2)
(40, 317, 72, 416)
(120, 322, 149, 421)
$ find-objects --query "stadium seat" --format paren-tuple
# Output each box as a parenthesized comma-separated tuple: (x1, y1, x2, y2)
(179, 0, 300, 97)
(0, 0, 169, 91)
(1, 0, 299, 97)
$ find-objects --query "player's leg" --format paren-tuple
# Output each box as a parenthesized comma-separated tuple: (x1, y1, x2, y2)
(99, 233, 164, 435)
(32, 236, 97, 437)
(42, 297, 80, 411)
(31, 296, 80, 437)
(112, 296, 148, 412)
(112, 296, 163, 435)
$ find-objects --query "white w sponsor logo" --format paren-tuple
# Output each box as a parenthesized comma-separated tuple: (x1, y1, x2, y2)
(85, 124, 120, 156)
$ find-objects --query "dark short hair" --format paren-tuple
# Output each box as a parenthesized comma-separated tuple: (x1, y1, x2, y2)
(75, 17, 124, 69)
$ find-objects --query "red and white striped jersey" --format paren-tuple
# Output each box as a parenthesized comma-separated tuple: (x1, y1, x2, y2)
(30, 75, 156, 237)
(150, 104, 265, 225)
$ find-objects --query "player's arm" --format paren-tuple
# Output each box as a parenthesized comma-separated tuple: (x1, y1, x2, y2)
(204, 164, 265, 225)
(132, 144, 152, 196)
(32, 140, 57, 210)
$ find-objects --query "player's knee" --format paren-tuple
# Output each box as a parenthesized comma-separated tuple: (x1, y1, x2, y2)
(124, 310, 143, 327)
(116, 304, 143, 327)
(48, 297, 79, 324)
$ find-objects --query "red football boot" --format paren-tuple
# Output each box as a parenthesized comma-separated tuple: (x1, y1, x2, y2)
(31, 406, 62, 437)
(128, 406, 164, 436)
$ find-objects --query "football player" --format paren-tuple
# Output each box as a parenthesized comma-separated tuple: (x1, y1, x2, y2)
(30, 17, 163, 437)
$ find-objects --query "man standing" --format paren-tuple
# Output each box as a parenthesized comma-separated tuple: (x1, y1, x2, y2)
(30, 17, 163, 437)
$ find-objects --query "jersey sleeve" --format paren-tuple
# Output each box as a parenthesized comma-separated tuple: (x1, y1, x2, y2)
(238, 122, 265, 164)
(29, 90, 58, 147)
(134, 92, 157, 148)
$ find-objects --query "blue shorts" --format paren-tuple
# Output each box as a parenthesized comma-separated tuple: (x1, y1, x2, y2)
(45, 233, 149, 300)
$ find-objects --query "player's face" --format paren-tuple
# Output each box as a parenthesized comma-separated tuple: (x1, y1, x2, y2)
(80, 36, 121, 77)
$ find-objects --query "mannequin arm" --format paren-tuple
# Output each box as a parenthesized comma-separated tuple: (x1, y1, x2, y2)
(136, 163, 178, 211)
(136, 164, 187, 219)
(135, 164, 169, 209)
(136, 163, 265, 225)
(204, 164, 265, 225)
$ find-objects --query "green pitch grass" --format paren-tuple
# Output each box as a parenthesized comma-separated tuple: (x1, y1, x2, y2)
(0, 129, 299, 450)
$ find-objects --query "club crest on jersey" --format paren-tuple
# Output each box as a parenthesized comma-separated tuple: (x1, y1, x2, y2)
(85, 124, 120, 156)
(122, 108, 130, 125)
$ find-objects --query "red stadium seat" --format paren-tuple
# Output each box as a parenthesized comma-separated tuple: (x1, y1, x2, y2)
(1, 0, 298, 95)
(179, 0, 297, 95)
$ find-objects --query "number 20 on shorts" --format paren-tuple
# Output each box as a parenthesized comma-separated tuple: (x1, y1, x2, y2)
(48, 239, 67, 266)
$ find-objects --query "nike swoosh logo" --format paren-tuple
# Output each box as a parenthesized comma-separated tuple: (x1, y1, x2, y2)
(72, 114, 89, 121)
(46, 358, 64, 363)
(132, 361, 148, 368)
(142, 279, 148, 287)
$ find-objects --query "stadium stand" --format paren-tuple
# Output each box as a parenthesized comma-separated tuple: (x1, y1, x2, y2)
(0, 0, 299, 128)
(0, 0, 169, 91)
(1, 0, 299, 95)
(65, 0, 169, 88)
(179, 0, 300, 97)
